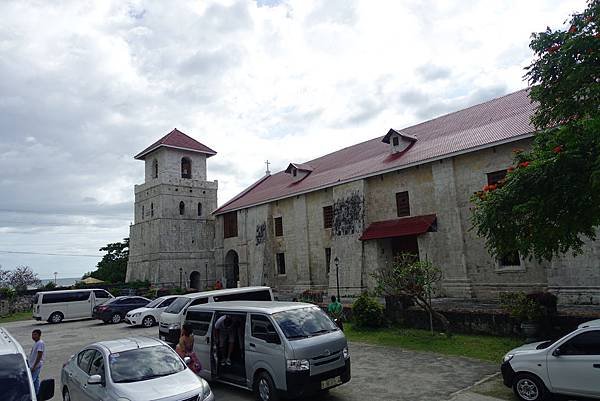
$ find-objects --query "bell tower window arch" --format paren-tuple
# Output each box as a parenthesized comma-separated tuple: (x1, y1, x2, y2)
(179, 201, 185, 215)
(181, 157, 192, 179)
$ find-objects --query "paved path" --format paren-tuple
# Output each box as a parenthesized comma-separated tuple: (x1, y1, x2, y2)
(2, 319, 497, 401)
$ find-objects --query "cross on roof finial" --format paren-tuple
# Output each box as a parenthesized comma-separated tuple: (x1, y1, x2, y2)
(265, 160, 271, 175)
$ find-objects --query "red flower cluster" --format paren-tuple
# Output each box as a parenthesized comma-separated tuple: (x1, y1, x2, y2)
(507, 167, 515, 173)
(482, 184, 498, 192)
(568, 25, 577, 33)
(519, 161, 530, 168)
(552, 145, 563, 154)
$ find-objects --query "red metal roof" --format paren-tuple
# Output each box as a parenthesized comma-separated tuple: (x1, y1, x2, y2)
(135, 128, 217, 160)
(215, 89, 535, 215)
(359, 214, 437, 240)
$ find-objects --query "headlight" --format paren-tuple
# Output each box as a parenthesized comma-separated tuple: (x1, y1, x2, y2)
(503, 354, 514, 363)
(343, 346, 350, 359)
(198, 380, 212, 400)
(133, 312, 141, 317)
(168, 323, 181, 330)
(286, 359, 310, 371)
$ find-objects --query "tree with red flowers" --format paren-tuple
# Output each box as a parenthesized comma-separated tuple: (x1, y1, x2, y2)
(471, 0, 600, 261)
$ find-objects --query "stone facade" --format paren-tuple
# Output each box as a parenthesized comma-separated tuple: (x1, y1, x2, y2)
(214, 139, 600, 304)
(127, 146, 218, 289)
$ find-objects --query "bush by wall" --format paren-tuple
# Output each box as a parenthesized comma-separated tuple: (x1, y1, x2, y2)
(352, 292, 385, 328)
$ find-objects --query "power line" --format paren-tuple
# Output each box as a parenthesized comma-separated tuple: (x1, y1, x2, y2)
(0, 250, 100, 258)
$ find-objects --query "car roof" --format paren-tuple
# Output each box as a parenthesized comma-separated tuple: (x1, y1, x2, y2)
(92, 336, 165, 353)
(578, 319, 600, 329)
(188, 301, 315, 314)
(0, 327, 26, 357)
(178, 286, 272, 300)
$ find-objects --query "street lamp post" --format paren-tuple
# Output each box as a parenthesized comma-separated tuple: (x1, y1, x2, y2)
(53, 272, 58, 285)
(333, 257, 340, 301)
(179, 267, 183, 289)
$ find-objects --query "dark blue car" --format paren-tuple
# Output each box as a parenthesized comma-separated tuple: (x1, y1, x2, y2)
(92, 296, 150, 324)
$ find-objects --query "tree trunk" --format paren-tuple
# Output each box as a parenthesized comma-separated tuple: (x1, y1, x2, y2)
(415, 295, 452, 337)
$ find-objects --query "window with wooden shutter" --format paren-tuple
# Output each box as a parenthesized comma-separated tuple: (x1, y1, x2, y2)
(276, 253, 286, 275)
(487, 170, 507, 185)
(274, 217, 283, 237)
(396, 191, 410, 217)
(323, 206, 333, 229)
(223, 212, 238, 238)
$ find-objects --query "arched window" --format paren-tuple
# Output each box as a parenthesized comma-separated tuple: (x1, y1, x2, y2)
(152, 159, 158, 178)
(181, 157, 192, 179)
(141, 205, 145, 220)
(179, 201, 185, 215)
(150, 203, 154, 217)
(197, 202, 202, 217)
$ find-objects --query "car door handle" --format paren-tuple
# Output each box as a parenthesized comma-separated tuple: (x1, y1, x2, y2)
(593, 364, 600, 368)
(249, 343, 256, 348)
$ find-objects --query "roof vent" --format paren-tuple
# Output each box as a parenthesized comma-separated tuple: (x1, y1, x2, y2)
(382, 129, 417, 154)
(285, 163, 313, 182)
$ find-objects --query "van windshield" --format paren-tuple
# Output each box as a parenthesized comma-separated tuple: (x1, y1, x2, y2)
(165, 297, 190, 314)
(272, 307, 338, 340)
(0, 354, 33, 401)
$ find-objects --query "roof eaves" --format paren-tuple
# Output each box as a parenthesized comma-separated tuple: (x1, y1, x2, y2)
(134, 144, 217, 160)
(212, 174, 272, 215)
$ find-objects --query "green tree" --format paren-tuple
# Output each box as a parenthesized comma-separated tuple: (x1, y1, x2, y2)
(7, 265, 41, 292)
(90, 238, 129, 283)
(471, 0, 600, 261)
(372, 253, 450, 336)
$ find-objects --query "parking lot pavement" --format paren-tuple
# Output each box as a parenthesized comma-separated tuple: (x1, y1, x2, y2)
(2, 319, 497, 401)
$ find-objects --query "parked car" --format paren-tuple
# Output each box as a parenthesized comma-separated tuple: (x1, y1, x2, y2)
(61, 336, 213, 401)
(159, 286, 273, 345)
(33, 289, 113, 323)
(0, 327, 54, 401)
(92, 296, 150, 324)
(125, 295, 180, 328)
(186, 301, 351, 401)
(501, 319, 600, 401)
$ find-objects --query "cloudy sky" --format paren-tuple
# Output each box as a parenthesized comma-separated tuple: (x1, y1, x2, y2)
(0, 0, 585, 279)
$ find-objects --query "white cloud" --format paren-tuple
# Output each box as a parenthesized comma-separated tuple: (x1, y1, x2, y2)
(0, 0, 586, 277)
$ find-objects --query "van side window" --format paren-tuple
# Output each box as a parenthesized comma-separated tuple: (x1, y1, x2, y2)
(186, 311, 213, 336)
(213, 290, 272, 302)
(43, 291, 88, 304)
(251, 314, 279, 343)
(190, 298, 208, 306)
(93, 290, 110, 299)
(73, 291, 91, 301)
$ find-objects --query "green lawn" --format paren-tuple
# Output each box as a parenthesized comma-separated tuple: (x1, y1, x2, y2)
(0, 310, 33, 324)
(344, 324, 522, 363)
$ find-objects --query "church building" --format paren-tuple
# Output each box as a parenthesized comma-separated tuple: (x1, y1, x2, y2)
(126, 90, 600, 304)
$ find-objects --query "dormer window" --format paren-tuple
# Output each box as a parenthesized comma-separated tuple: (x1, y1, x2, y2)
(285, 163, 313, 182)
(382, 128, 417, 154)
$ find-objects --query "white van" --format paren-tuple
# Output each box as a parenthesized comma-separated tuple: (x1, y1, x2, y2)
(185, 301, 351, 401)
(32, 288, 114, 323)
(158, 287, 273, 345)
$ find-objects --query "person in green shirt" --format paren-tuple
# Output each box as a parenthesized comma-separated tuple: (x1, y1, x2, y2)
(327, 295, 344, 331)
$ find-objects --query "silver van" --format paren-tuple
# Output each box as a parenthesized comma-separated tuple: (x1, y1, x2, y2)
(33, 288, 113, 323)
(185, 301, 351, 401)
(158, 286, 273, 345)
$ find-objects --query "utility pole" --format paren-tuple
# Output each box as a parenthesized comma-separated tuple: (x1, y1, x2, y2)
(334, 257, 340, 301)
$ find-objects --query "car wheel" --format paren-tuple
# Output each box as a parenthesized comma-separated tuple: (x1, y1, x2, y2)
(63, 387, 71, 401)
(513, 373, 548, 401)
(111, 313, 122, 324)
(49, 312, 64, 324)
(255, 371, 279, 401)
(142, 315, 155, 328)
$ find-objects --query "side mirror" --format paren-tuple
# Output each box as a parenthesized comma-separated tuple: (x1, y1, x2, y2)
(38, 379, 55, 401)
(87, 374, 103, 385)
(552, 347, 561, 357)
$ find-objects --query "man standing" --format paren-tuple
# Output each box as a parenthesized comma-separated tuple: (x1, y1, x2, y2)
(29, 329, 45, 395)
(327, 296, 344, 331)
(214, 315, 234, 366)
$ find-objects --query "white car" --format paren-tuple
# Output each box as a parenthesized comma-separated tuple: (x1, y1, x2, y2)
(125, 295, 180, 328)
(501, 319, 600, 401)
(61, 336, 213, 401)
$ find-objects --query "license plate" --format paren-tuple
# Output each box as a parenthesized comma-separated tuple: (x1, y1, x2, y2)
(159, 335, 165, 340)
(320, 376, 341, 389)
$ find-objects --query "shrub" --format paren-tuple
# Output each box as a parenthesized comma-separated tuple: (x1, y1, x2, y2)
(500, 292, 543, 322)
(0, 287, 16, 300)
(352, 292, 384, 328)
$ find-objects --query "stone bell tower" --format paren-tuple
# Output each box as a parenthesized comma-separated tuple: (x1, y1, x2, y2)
(126, 128, 218, 289)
